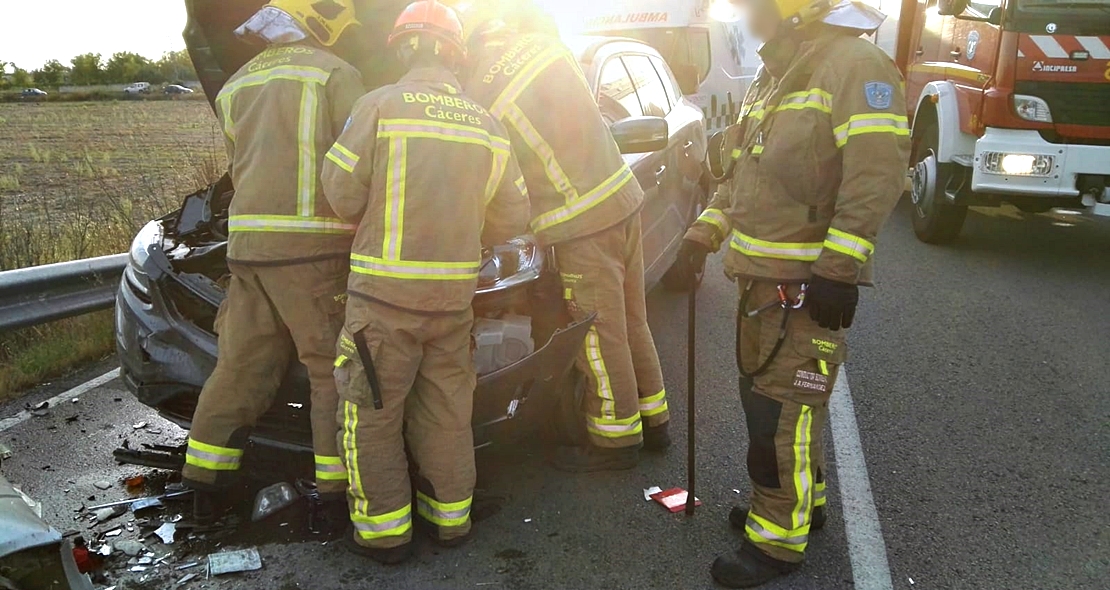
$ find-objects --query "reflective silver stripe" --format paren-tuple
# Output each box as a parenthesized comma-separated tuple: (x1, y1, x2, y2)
(639, 398, 667, 413)
(186, 448, 240, 466)
(349, 255, 480, 280)
(530, 165, 633, 233)
(383, 137, 406, 259)
(297, 83, 319, 217)
(353, 513, 412, 534)
(698, 208, 728, 234)
(777, 89, 832, 113)
(416, 496, 471, 525)
(326, 143, 360, 173)
(833, 114, 910, 148)
(379, 121, 491, 144)
(219, 65, 330, 97)
(730, 231, 823, 261)
(823, 229, 874, 262)
(315, 463, 346, 473)
(227, 216, 356, 233)
(504, 104, 577, 203)
(746, 516, 808, 546)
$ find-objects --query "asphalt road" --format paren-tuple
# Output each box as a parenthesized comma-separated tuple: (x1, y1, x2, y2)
(1, 201, 1107, 590)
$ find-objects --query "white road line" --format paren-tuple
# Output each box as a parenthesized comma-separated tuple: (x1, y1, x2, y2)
(830, 369, 894, 590)
(0, 367, 120, 433)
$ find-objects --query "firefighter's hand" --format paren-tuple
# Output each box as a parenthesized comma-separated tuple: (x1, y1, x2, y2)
(807, 274, 858, 331)
(677, 239, 711, 284)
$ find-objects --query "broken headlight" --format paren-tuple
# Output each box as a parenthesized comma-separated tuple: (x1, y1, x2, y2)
(477, 236, 545, 295)
(126, 221, 163, 297)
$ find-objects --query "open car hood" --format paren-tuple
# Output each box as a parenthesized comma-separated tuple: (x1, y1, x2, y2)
(184, 0, 414, 109)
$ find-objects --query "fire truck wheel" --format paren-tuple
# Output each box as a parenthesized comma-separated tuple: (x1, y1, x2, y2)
(910, 120, 968, 244)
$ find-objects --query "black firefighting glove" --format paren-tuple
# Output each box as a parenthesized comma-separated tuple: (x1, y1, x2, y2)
(807, 274, 858, 331)
(677, 239, 711, 285)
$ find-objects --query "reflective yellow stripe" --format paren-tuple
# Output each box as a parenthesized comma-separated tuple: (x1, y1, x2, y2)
(227, 215, 356, 234)
(777, 88, 833, 114)
(484, 149, 510, 205)
(639, 390, 668, 417)
(218, 94, 235, 142)
(815, 481, 827, 507)
(503, 104, 578, 203)
(583, 327, 616, 420)
(564, 287, 573, 300)
(513, 175, 529, 198)
(751, 145, 764, 155)
(730, 230, 823, 261)
(790, 405, 815, 531)
(587, 412, 644, 438)
(833, 113, 910, 148)
(352, 503, 413, 540)
(745, 512, 809, 552)
(219, 65, 330, 97)
(530, 165, 633, 233)
(823, 228, 875, 263)
(698, 208, 728, 235)
(489, 45, 566, 118)
(382, 136, 407, 259)
(326, 142, 359, 173)
(379, 118, 495, 148)
(350, 254, 481, 281)
(343, 401, 366, 515)
(334, 354, 349, 368)
(185, 438, 243, 472)
(416, 492, 472, 527)
(730, 148, 742, 159)
(314, 455, 347, 481)
(818, 360, 830, 376)
(297, 82, 319, 217)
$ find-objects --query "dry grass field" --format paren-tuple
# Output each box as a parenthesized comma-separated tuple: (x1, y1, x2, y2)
(0, 100, 226, 398)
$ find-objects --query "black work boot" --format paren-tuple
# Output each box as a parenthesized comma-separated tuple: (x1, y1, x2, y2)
(642, 422, 672, 451)
(549, 444, 639, 472)
(308, 491, 350, 538)
(192, 489, 224, 526)
(343, 528, 413, 565)
(729, 505, 827, 531)
(711, 541, 801, 588)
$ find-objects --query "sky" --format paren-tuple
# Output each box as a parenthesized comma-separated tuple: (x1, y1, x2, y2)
(1, 1, 188, 71)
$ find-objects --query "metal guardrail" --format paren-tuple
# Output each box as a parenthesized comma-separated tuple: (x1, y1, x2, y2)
(0, 254, 128, 333)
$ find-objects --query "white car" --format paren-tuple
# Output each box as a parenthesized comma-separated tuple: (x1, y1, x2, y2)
(123, 82, 151, 95)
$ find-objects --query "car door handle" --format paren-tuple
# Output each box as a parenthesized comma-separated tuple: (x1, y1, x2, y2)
(950, 49, 962, 58)
(683, 140, 694, 150)
(655, 165, 667, 178)
(916, 48, 924, 56)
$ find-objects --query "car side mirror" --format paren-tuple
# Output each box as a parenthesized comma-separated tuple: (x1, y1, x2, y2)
(672, 64, 701, 95)
(938, 0, 969, 16)
(706, 131, 727, 178)
(610, 116, 669, 154)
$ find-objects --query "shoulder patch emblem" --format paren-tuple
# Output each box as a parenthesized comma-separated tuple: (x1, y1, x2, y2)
(863, 81, 894, 110)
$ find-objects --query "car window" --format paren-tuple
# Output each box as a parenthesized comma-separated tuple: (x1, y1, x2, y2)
(597, 56, 643, 123)
(621, 55, 671, 117)
(649, 56, 682, 111)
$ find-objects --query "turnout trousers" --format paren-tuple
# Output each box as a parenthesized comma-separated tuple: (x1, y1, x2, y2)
(182, 259, 349, 494)
(334, 300, 476, 549)
(556, 215, 669, 449)
(736, 281, 846, 563)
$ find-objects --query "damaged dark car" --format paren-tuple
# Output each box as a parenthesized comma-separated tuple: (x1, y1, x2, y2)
(114, 0, 707, 473)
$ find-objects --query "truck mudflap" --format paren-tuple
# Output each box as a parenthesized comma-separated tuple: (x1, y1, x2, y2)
(471, 314, 595, 447)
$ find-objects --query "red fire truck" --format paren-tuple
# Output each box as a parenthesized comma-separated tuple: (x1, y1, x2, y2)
(895, 0, 1110, 243)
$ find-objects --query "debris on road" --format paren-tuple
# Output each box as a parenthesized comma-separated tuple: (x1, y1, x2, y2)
(176, 562, 199, 570)
(87, 489, 192, 511)
(649, 488, 702, 513)
(114, 539, 145, 557)
(155, 522, 177, 544)
(132, 421, 148, 430)
(95, 505, 126, 523)
(28, 400, 50, 417)
(177, 572, 199, 585)
(251, 481, 298, 522)
(130, 497, 163, 512)
(643, 486, 663, 501)
(94, 480, 112, 490)
(208, 548, 263, 575)
(103, 527, 123, 537)
(0, 441, 13, 460)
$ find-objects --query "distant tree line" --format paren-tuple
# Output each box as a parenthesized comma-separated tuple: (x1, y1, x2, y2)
(0, 50, 198, 90)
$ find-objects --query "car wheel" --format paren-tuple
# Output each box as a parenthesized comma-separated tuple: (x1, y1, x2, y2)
(910, 119, 967, 244)
(543, 370, 588, 446)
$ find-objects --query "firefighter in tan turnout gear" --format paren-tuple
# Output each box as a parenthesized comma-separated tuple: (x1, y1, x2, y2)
(181, 0, 364, 530)
(320, 0, 529, 564)
(459, 1, 671, 472)
(676, 0, 909, 585)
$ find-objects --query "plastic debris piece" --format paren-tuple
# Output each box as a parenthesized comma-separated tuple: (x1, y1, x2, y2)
(125, 475, 146, 489)
(649, 488, 703, 513)
(129, 566, 148, 572)
(29, 401, 50, 417)
(87, 490, 192, 512)
(732, 489, 741, 494)
(95, 506, 125, 522)
(155, 522, 177, 544)
(252, 482, 298, 522)
(643, 486, 663, 501)
(103, 528, 122, 537)
(138, 556, 153, 565)
(909, 578, 915, 585)
(130, 497, 163, 512)
(114, 540, 145, 557)
(177, 573, 199, 585)
(0, 441, 12, 460)
(132, 421, 148, 430)
(175, 562, 199, 570)
(208, 548, 263, 575)
(98, 544, 112, 556)
(93, 481, 112, 490)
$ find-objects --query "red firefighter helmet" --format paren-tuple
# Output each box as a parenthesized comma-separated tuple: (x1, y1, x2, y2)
(388, 0, 466, 58)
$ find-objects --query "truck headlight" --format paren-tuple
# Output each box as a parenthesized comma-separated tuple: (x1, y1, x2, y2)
(980, 152, 1055, 177)
(126, 221, 163, 296)
(1013, 95, 1052, 123)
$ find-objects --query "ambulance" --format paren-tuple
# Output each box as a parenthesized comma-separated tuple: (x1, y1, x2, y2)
(566, 0, 762, 133)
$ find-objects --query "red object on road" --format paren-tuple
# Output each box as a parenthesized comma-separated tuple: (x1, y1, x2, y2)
(651, 487, 702, 513)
